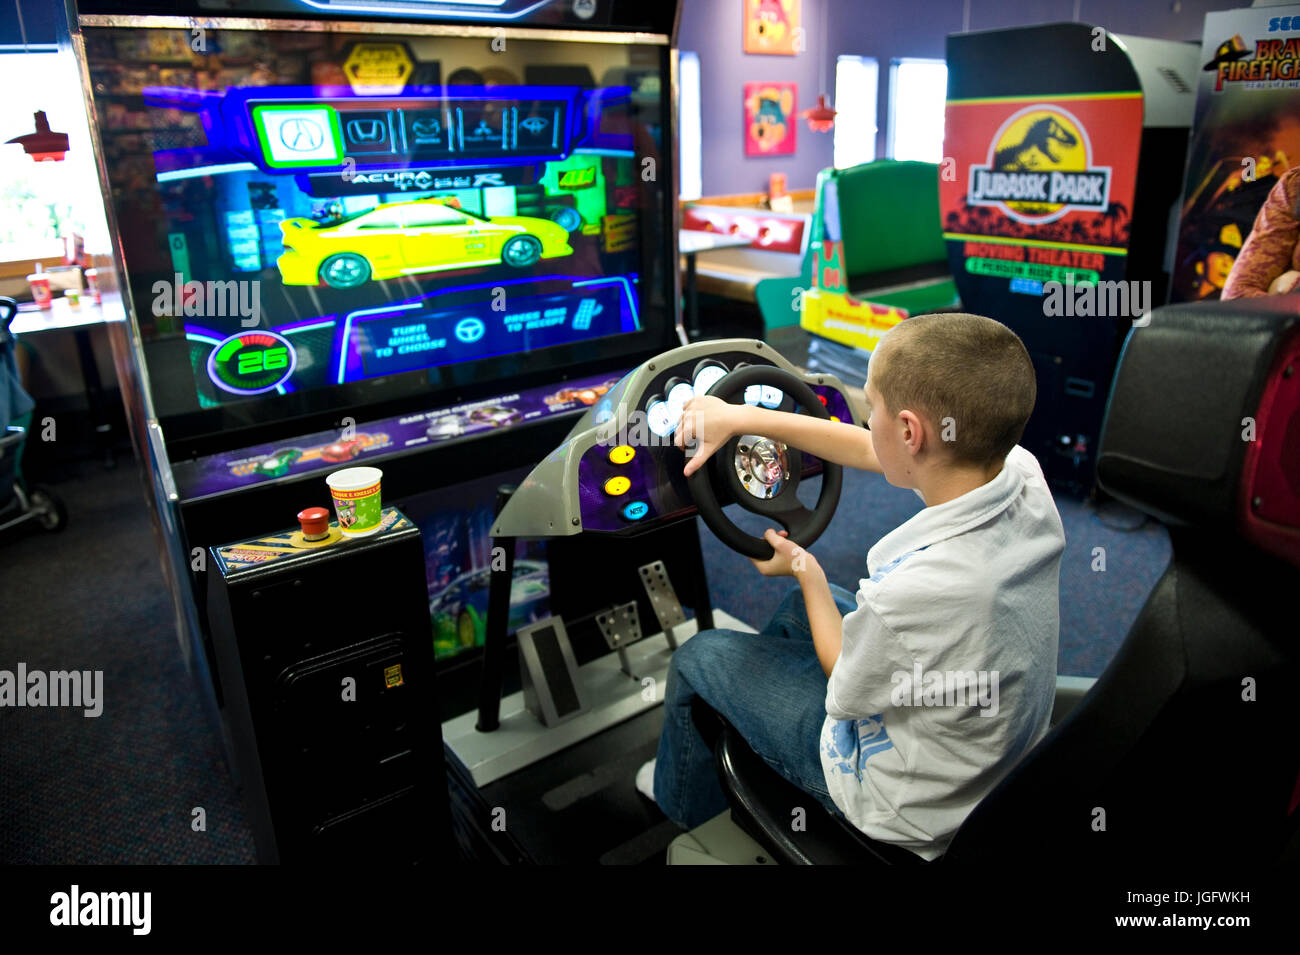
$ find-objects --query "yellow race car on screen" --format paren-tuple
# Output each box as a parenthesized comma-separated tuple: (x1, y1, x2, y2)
(277, 198, 574, 289)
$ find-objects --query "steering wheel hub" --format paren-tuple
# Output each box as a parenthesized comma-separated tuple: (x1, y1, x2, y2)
(734, 435, 789, 499)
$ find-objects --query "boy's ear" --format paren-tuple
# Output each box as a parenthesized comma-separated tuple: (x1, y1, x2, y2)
(897, 409, 926, 455)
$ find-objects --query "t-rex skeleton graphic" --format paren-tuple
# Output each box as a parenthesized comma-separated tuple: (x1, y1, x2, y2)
(994, 117, 1078, 171)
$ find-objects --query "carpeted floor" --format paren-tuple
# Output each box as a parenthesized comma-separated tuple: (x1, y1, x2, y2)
(0, 448, 1170, 864)
(0, 461, 258, 864)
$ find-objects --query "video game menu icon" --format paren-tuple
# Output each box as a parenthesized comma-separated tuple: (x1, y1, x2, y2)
(516, 105, 562, 151)
(252, 104, 345, 168)
(457, 103, 509, 155)
(340, 110, 394, 154)
(402, 109, 451, 154)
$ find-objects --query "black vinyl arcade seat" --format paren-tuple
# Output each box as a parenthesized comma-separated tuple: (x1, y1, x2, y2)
(691, 297, 1300, 866)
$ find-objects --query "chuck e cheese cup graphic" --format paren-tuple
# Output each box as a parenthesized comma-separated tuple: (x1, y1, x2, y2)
(325, 466, 383, 537)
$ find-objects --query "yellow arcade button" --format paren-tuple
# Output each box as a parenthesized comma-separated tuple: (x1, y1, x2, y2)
(603, 476, 632, 496)
(830, 415, 841, 422)
(608, 444, 636, 465)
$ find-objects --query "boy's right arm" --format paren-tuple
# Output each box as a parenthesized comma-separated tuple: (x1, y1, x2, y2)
(676, 395, 881, 476)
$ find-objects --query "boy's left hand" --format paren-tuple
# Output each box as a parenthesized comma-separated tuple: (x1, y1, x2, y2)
(751, 528, 821, 579)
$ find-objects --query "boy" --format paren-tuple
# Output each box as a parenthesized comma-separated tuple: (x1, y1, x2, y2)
(638, 312, 1066, 861)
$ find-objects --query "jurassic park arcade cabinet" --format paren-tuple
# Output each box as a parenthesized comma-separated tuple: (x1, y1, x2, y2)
(942, 24, 1197, 490)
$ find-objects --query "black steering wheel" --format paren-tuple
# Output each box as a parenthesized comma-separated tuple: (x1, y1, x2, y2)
(686, 364, 843, 560)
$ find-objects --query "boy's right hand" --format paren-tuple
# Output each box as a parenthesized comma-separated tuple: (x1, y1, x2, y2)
(677, 395, 747, 476)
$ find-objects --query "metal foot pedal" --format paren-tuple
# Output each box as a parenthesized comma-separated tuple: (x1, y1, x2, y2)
(639, 561, 685, 650)
(596, 601, 643, 678)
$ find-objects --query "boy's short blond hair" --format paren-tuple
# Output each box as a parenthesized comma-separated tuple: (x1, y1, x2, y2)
(870, 313, 1036, 466)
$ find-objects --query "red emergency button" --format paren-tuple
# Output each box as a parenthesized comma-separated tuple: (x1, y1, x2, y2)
(298, 506, 331, 541)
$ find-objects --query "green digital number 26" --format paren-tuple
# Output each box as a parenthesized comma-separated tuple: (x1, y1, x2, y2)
(238, 346, 289, 375)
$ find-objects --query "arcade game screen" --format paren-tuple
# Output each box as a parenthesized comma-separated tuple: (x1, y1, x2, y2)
(82, 24, 671, 445)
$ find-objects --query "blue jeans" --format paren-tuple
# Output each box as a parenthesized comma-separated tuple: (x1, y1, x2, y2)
(654, 583, 858, 829)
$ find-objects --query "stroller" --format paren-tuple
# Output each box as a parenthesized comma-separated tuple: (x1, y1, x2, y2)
(1, 296, 66, 535)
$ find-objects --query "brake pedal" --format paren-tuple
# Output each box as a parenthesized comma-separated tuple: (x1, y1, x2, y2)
(596, 601, 643, 678)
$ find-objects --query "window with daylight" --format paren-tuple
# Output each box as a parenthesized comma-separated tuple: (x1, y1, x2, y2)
(833, 56, 879, 169)
(678, 50, 703, 199)
(887, 58, 949, 164)
(0, 52, 109, 262)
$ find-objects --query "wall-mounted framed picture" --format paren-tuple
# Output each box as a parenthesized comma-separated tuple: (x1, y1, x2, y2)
(744, 82, 798, 156)
(744, 0, 801, 56)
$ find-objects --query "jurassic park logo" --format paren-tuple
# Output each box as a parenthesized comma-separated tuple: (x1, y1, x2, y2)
(967, 105, 1111, 225)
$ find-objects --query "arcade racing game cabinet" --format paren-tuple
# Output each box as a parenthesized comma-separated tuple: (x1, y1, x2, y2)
(481, 337, 863, 863)
(71, 0, 685, 861)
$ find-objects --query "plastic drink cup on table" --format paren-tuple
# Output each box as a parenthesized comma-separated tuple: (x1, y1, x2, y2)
(325, 466, 383, 537)
(28, 274, 52, 309)
(84, 268, 102, 304)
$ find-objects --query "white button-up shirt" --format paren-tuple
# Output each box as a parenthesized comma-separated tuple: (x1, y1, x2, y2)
(820, 446, 1066, 860)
